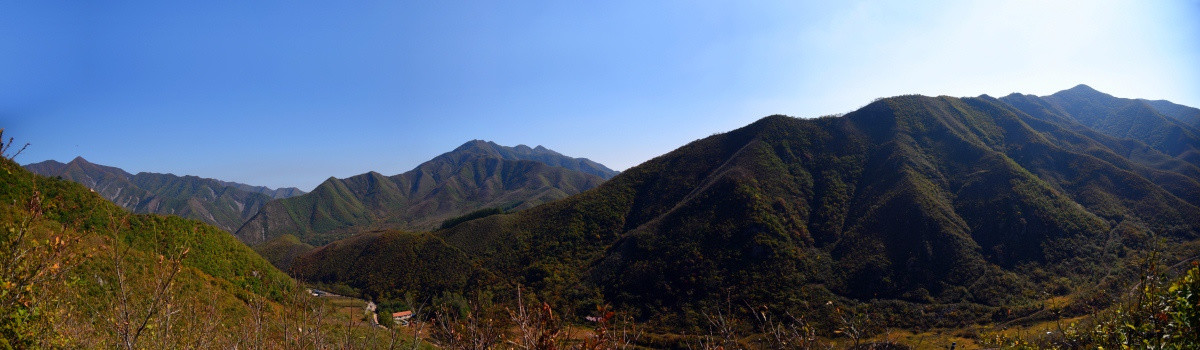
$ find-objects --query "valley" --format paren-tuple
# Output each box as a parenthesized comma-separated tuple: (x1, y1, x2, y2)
(6, 85, 1200, 348)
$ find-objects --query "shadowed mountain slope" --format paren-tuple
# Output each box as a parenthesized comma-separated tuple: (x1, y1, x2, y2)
(292, 87, 1200, 330)
(234, 141, 613, 246)
(23, 157, 305, 232)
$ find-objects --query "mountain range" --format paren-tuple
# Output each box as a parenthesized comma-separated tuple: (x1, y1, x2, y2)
(23, 157, 306, 233)
(234, 140, 618, 248)
(290, 85, 1200, 331)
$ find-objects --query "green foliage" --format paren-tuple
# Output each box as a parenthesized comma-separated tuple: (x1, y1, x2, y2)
(1104, 263, 1200, 348)
(985, 262, 1200, 349)
(0, 194, 77, 349)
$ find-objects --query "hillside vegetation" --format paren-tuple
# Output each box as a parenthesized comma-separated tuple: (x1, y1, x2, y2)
(0, 140, 419, 348)
(292, 86, 1200, 339)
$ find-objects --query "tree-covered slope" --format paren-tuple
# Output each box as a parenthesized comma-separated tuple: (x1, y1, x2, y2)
(1, 151, 303, 346)
(234, 141, 611, 247)
(23, 157, 306, 232)
(291, 87, 1200, 331)
(4, 157, 297, 300)
(253, 234, 315, 272)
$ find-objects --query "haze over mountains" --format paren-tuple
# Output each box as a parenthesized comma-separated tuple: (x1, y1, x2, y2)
(24, 157, 306, 233)
(234, 140, 618, 247)
(291, 85, 1200, 330)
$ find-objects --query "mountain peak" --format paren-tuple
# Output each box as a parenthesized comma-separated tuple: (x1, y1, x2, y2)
(1055, 84, 1111, 99)
(1068, 83, 1097, 92)
(69, 156, 90, 164)
(514, 144, 533, 152)
(237, 139, 614, 246)
(437, 140, 615, 178)
(757, 114, 798, 124)
(457, 139, 495, 148)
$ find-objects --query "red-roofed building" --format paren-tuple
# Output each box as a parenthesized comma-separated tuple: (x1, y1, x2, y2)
(392, 310, 414, 325)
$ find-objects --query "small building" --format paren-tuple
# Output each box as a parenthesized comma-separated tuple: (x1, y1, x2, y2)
(392, 310, 414, 325)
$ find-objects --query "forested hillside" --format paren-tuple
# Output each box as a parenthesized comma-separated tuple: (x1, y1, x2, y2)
(292, 87, 1200, 336)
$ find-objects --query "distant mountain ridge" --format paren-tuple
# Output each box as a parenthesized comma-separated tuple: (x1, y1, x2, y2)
(1142, 98, 1200, 129)
(1036, 84, 1200, 164)
(234, 140, 615, 247)
(215, 179, 307, 199)
(291, 85, 1200, 331)
(23, 157, 306, 232)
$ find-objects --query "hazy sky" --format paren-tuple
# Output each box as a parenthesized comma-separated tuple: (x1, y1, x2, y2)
(3, 1, 1198, 190)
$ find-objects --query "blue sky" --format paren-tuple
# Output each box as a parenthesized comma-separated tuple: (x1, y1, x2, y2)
(3, 1, 1198, 190)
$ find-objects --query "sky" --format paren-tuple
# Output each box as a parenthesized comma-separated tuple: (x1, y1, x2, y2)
(2, 1, 1198, 191)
